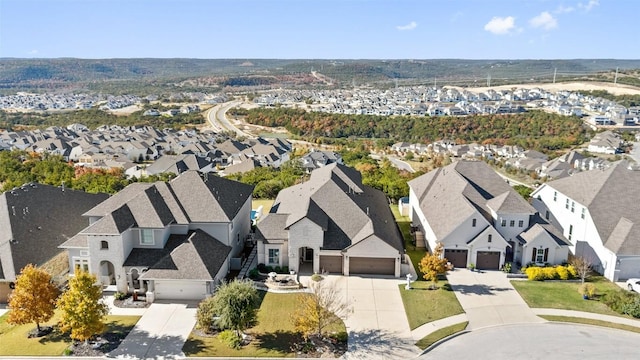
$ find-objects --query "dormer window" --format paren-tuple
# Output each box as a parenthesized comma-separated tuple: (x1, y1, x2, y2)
(100, 240, 109, 250)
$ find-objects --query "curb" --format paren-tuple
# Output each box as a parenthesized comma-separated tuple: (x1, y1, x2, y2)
(419, 330, 471, 356)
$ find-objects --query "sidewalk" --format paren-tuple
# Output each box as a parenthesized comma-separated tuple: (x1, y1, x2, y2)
(533, 308, 640, 327)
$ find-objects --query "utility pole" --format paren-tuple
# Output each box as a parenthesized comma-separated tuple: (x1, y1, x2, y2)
(553, 68, 557, 84)
(614, 67, 619, 85)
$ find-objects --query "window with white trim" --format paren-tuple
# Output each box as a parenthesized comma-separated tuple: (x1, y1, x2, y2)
(509, 220, 515, 227)
(268, 249, 280, 265)
(565, 198, 570, 209)
(536, 248, 545, 263)
(100, 240, 109, 250)
(73, 258, 89, 273)
(581, 208, 586, 220)
(501, 219, 507, 227)
(488, 234, 492, 242)
(571, 201, 575, 213)
(140, 229, 154, 245)
(518, 220, 524, 227)
(553, 191, 557, 201)
(568, 225, 573, 241)
(472, 219, 477, 227)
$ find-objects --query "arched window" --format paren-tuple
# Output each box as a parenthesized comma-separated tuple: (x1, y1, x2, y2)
(100, 240, 109, 250)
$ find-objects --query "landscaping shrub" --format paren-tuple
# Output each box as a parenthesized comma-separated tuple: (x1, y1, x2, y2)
(218, 330, 242, 349)
(282, 266, 289, 273)
(311, 273, 323, 282)
(329, 331, 348, 343)
(542, 267, 558, 280)
(196, 296, 219, 334)
(114, 291, 128, 300)
(567, 264, 578, 278)
(63, 348, 73, 356)
(602, 290, 635, 313)
(578, 283, 596, 299)
(526, 267, 545, 281)
(248, 268, 259, 280)
(555, 265, 570, 280)
(274, 266, 282, 273)
(257, 263, 267, 273)
(621, 296, 640, 318)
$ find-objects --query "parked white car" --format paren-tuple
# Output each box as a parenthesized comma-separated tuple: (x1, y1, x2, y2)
(626, 278, 640, 292)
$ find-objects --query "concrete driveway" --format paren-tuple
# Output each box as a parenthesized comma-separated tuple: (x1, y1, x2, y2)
(318, 275, 421, 360)
(108, 301, 197, 359)
(445, 269, 543, 329)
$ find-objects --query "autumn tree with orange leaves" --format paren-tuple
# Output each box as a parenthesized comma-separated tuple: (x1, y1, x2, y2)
(8, 264, 59, 335)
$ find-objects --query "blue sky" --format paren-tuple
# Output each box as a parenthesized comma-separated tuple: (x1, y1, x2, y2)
(1, 0, 636, 59)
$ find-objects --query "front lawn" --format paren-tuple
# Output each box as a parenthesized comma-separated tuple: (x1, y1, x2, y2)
(399, 280, 464, 330)
(183, 291, 346, 357)
(511, 277, 624, 316)
(0, 311, 140, 356)
(415, 322, 468, 350)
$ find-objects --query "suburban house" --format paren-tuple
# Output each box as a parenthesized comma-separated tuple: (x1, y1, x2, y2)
(299, 150, 343, 172)
(587, 130, 622, 155)
(0, 184, 108, 302)
(531, 161, 640, 281)
(59, 171, 254, 301)
(255, 163, 404, 277)
(408, 160, 569, 270)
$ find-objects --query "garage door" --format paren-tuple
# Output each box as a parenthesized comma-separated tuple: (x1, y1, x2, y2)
(154, 280, 207, 300)
(444, 249, 468, 268)
(319, 256, 343, 274)
(349, 257, 395, 275)
(476, 251, 500, 270)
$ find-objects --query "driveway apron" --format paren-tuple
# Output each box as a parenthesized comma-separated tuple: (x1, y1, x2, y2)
(446, 269, 544, 330)
(108, 302, 197, 359)
(324, 275, 421, 360)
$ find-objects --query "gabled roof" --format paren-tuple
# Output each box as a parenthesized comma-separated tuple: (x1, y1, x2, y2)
(518, 215, 569, 247)
(261, 163, 403, 253)
(80, 171, 254, 232)
(254, 214, 289, 242)
(408, 160, 535, 240)
(137, 230, 231, 280)
(544, 161, 640, 255)
(0, 184, 108, 280)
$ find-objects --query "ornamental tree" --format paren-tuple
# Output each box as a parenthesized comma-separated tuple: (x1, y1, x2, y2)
(418, 242, 449, 289)
(292, 279, 348, 340)
(57, 270, 108, 342)
(7, 264, 59, 334)
(208, 279, 260, 337)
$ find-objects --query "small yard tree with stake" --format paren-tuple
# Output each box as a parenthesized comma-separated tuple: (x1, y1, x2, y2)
(418, 242, 449, 289)
(571, 255, 593, 284)
(292, 279, 348, 341)
(57, 270, 108, 342)
(8, 264, 59, 336)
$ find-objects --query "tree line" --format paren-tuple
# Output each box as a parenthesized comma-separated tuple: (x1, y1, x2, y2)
(243, 108, 591, 154)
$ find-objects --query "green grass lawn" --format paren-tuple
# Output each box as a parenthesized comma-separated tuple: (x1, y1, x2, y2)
(183, 291, 346, 357)
(511, 277, 625, 316)
(0, 311, 140, 356)
(540, 315, 640, 333)
(415, 322, 468, 350)
(399, 281, 464, 330)
(390, 204, 427, 279)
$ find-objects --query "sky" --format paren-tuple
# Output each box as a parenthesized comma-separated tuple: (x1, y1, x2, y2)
(1, 0, 637, 59)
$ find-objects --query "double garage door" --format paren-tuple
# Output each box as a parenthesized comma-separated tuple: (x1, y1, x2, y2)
(319, 255, 395, 275)
(154, 280, 207, 300)
(476, 251, 501, 270)
(349, 257, 395, 275)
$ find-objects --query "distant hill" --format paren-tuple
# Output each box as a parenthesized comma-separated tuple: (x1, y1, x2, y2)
(1, 58, 639, 94)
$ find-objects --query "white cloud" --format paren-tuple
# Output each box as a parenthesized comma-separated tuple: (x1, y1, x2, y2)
(579, 0, 599, 11)
(484, 16, 516, 35)
(396, 21, 417, 31)
(529, 12, 558, 30)
(28, 49, 39, 55)
(554, 5, 575, 14)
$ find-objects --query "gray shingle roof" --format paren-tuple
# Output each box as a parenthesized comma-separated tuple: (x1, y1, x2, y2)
(518, 215, 568, 246)
(261, 163, 403, 253)
(546, 161, 640, 255)
(253, 214, 289, 242)
(138, 230, 231, 280)
(0, 184, 108, 280)
(408, 160, 535, 240)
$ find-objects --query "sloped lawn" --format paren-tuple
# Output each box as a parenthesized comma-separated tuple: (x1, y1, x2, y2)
(183, 291, 346, 357)
(391, 204, 427, 278)
(0, 311, 140, 356)
(399, 280, 464, 330)
(511, 276, 624, 316)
